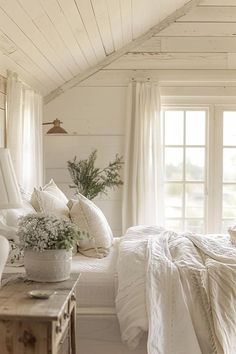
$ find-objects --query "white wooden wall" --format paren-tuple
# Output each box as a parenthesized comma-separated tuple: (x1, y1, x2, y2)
(44, 86, 126, 236)
(43, 0, 236, 236)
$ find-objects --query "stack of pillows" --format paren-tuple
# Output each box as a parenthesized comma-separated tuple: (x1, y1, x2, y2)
(0, 179, 113, 263)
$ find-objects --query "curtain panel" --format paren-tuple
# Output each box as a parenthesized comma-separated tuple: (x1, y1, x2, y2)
(6, 72, 43, 193)
(122, 82, 164, 233)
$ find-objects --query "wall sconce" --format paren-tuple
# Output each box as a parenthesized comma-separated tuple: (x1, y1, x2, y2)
(43, 119, 68, 134)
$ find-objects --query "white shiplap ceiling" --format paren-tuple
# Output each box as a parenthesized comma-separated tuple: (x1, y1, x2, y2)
(0, 0, 199, 98)
(1, 0, 235, 102)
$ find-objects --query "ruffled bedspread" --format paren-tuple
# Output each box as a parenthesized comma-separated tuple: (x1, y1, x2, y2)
(116, 226, 236, 354)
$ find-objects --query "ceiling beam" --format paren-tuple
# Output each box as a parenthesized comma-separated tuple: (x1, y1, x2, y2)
(44, 0, 202, 104)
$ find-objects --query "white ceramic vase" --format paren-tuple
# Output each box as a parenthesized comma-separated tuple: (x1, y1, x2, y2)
(0, 235, 9, 286)
(24, 249, 72, 282)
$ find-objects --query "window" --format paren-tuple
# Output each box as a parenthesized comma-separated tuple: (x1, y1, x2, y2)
(222, 111, 236, 232)
(162, 106, 236, 234)
(162, 109, 207, 233)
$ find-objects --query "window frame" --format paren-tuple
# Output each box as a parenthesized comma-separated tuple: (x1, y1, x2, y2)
(161, 102, 236, 234)
(214, 106, 236, 232)
(161, 105, 210, 233)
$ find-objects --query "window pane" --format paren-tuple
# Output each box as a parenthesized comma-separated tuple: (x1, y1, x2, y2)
(165, 111, 184, 145)
(165, 219, 182, 232)
(186, 148, 205, 181)
(165, 183, 183, 217)
(185, 219, 204, 233)
(223, 148, 236, 182)
(223, 111, 236, 146)
(165, 148, 183, 181)
(185, 183, 204, 218)
(186, 111, 205, 146)
(222, 184, 236, 218)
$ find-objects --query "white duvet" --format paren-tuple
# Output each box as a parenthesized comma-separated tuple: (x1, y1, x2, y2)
(116, 226, 236, 354)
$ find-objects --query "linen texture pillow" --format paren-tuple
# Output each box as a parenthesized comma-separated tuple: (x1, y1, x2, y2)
(42, 179, 68, 204)
(0, 201, 36, 242)
(4, 200, 36, 228)
(68, 194, 113, 258)
(19, 186, 32, 202)
(0, 215, 18, 241)
(31, 189, 69, 218)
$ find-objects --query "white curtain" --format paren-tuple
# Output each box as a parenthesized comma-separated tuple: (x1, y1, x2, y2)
(6, 72, 43, 193)
(122, 82, 164, 233)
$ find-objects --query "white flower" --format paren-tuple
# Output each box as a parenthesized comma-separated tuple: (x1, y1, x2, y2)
(18, 213, 85, 252)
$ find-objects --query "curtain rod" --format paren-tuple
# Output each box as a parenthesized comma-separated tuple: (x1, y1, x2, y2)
(131, 77, 151, 82)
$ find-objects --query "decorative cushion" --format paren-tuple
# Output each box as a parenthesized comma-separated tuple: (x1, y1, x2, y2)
(42, 179, 68, 204)
(0, 215, 17, 241)
(68, 194, 113, 258)
(31, 188, 69, 218)
(19, 186, 32, 202)
(4, 200, 36, 228)
(0, 201, 36, 242)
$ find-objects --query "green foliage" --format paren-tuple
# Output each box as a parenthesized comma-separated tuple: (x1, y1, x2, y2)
(67, 150, 123, 200)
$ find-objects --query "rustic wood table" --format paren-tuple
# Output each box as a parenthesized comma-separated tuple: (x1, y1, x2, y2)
(0, 273, 80, 354)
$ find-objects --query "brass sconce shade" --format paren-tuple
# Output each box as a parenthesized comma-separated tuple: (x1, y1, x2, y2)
(43, 119, 68, 134)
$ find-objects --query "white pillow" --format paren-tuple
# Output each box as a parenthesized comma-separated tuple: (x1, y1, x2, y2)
(42, 179, 68, 204)
(0, 201, 36, 241)
(0, 215, 17, 241)
(31, 188, 69, 218)
(19, 186, 32, 202)
(68, 194, 113, 258)
(4, 200, 36, 228)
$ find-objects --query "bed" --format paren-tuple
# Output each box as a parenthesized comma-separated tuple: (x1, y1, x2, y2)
(70, 237, 147, 354)
(3, 223, 236, 353)
(116, 225, 236, 354)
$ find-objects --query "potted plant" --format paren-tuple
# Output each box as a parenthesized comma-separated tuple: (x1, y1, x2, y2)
(18, 213, 82, 282)
(67, 150, 123, 200)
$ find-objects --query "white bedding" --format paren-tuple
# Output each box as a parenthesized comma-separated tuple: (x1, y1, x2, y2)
(116, 226, 236, 354)
(4, 238, 120, 309)
(72, 238, 119, 308)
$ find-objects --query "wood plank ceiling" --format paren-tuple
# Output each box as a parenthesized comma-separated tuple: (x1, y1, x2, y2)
(0, 0, 199, 97)
(0, 0, 236, 101)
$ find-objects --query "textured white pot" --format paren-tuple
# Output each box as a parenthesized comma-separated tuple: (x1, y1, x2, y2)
(24, 249, 72, 282)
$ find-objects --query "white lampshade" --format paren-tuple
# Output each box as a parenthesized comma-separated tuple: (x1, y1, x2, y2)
(0, 148, 22, 209)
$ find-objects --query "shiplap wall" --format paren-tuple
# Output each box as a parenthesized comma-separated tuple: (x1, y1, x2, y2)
(0, 74, 6, 147)
(43, 0, 236, 235)
(43, 86, 126, 236)
(43, 75, 236, 237)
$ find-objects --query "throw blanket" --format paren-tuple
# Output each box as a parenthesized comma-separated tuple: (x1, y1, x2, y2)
(116, 226, 236, 354)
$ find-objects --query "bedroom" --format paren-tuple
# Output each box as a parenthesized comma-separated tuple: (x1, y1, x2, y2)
(0, 0, 236, 353)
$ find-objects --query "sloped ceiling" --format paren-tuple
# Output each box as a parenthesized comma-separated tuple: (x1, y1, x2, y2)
(0, 0, 199, 99)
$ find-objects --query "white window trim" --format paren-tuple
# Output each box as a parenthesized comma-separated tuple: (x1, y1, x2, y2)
(162, 105, 209, 232)
(215, 106, 236, 232)
(162, 100, 236, 234)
